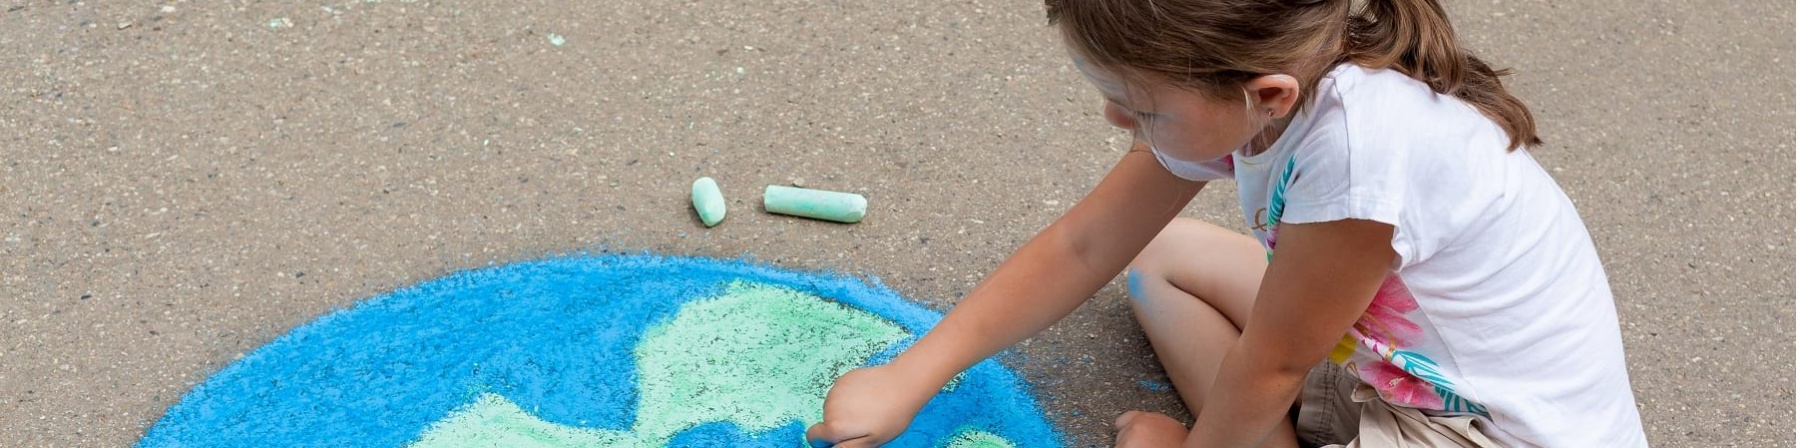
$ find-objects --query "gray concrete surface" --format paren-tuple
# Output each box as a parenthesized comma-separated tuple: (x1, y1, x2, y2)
(0, 0, 1791, 446)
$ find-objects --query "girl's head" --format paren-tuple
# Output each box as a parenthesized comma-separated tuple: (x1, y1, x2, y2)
(1049, 0, 1541, 166)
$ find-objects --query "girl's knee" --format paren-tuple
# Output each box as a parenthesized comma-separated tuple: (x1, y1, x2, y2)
(1130, 218, 1203, 274)
(1126, 218, 1265, 321)
(1127, 219, 1205, 307)
(1125, 268, 1154, 307)
(1123, 270, 1188, 327)
(1130, 218, 1241, 277)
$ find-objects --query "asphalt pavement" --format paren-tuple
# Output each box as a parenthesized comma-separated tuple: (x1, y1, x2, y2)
(0, 0, 1792, 446)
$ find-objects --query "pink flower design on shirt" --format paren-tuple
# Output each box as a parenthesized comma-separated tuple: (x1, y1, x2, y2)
(1341, 275, 1435, 403)
(1358, 360, 1445, 409)
(1354, 275, 1423, 347)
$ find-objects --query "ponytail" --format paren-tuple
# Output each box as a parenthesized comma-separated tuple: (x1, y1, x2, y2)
(1346, 0, 1542, 150)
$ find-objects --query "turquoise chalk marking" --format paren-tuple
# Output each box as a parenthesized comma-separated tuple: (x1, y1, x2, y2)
(691, 177, 727, 227)
(408, 281, 906, 447)
(1126, 269, 1148, 303)
(944, 428, 1018, 448)
(630, 281, 908, 441)
(763, 185, 867, 223)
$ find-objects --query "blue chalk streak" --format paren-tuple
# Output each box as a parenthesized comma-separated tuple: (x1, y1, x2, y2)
(1137, 380, 1172, 393)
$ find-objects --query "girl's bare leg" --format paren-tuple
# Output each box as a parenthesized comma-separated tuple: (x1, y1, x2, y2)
(1126, 218, 1299, 448)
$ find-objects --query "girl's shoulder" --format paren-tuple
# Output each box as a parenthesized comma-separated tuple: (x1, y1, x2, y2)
(1309, 63, 1511, 157)
(1319, 63, 1436, 101)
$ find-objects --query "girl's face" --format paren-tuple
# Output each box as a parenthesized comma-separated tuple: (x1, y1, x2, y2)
(1073, 56, 1300, 166)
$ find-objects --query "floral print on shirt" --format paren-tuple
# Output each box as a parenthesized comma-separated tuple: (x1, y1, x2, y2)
(1261, 155, 1489, 416)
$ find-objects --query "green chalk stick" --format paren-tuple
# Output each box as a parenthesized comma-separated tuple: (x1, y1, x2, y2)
(763, 185, 866, 223)
(691, 177, 727, 227)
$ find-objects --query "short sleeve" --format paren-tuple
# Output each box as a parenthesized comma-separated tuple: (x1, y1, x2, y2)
(1275, 121, 1415, 265)
(1278, 142, 1405, 227)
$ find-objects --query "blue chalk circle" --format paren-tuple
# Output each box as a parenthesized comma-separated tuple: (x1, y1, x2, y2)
(137, 255, 1062, 447)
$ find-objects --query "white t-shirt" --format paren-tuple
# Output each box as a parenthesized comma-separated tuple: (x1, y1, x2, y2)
(1174, 64, 1646, 446)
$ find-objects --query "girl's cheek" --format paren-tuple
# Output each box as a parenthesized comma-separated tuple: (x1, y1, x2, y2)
(1154, 126, 1209, 160)
(1102, 102, 1137, 130)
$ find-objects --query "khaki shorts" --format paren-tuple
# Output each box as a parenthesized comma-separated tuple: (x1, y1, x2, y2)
(1296, 362, 1501, 448)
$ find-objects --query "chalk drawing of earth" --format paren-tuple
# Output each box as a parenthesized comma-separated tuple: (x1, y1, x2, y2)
(138, 255, 1061, 447)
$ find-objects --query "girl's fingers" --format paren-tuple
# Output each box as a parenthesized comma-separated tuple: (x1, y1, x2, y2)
(832, 436, 880, 448)
(1115, 410, 1143, 429)
(805, 421, 870, 447)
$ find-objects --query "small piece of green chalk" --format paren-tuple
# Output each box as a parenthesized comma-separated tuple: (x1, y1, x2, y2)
(763, 185, 866, 223)
(691, 177, 727, 227)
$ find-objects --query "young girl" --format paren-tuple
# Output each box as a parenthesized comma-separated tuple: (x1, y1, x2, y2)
(809, 0, 1646, 446)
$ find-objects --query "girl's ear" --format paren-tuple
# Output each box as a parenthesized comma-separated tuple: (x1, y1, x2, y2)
(1245, 74, 1302, 119)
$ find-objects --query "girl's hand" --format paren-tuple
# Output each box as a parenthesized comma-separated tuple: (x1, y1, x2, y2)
(807, 365, 941, 447)
(1114, 411, 1189, 448)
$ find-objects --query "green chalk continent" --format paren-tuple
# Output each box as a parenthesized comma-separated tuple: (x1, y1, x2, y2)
(632, 281, 909, 439)
(941, 428, 1017, 448)
(407, 393, 647, 448)
(410, 281, 994, 447)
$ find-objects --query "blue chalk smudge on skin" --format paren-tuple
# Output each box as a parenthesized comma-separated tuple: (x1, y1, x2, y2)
(137, 255, 1062, 447)
(1126, 269, 1148, 303)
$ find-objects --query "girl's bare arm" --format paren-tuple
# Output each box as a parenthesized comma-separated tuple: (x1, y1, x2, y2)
(1188, 219, 1396, 448)
(892, 143, 1204, 390)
